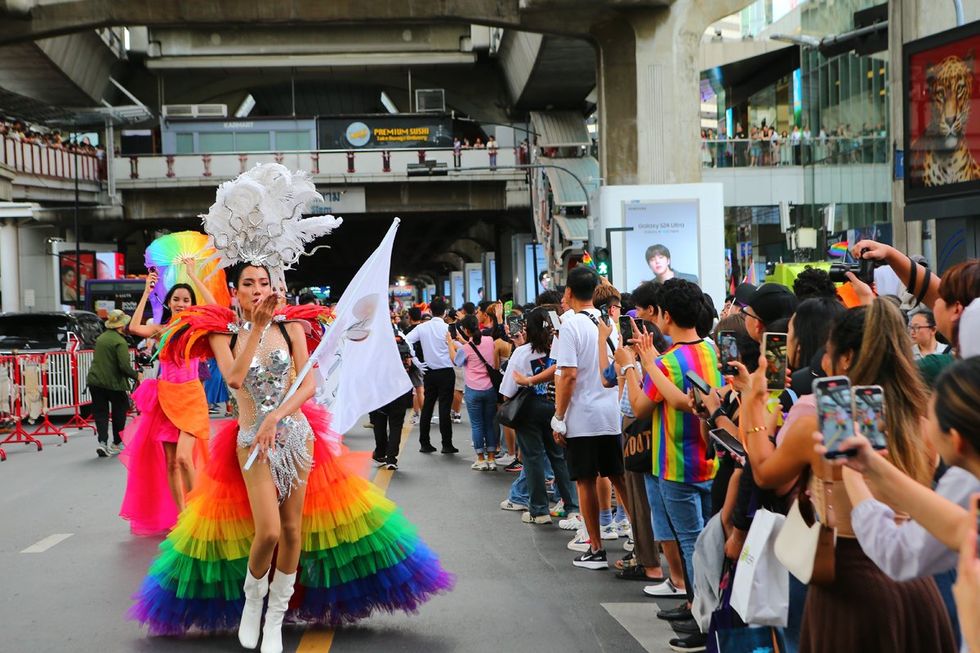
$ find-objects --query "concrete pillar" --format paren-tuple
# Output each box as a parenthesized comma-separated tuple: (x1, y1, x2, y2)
(592, 1, 751, 187)
(0, 218, 21, 312)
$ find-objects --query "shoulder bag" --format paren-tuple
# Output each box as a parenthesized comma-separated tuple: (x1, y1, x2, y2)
(498, 387, 532, 427)
(773, 468, 836, 586)
(622, 416, 653, 472)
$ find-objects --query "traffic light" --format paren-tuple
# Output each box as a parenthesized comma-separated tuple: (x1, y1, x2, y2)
(593, 247, 610, 277)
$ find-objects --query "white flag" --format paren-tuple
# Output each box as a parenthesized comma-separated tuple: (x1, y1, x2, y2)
(310, 218, 411, 434)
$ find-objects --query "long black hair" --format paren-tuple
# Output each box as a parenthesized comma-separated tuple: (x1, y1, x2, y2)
(459, 314, 482, 345)
(525, 306, 555, 354)
(790, 297, 845, 368)
(161, 283, 197, 324)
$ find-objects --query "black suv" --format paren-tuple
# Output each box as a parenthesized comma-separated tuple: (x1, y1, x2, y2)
(0, 311, 105, 353)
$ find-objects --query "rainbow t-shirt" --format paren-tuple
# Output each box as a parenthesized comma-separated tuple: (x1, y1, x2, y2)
(643, 339, 722, 484)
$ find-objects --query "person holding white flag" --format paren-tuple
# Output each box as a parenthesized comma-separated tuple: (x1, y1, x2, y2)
(128, 164, 454, 651)
(306, 217, 413, 435)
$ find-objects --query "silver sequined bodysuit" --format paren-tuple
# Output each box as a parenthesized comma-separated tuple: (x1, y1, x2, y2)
(234, 320, 312, 502)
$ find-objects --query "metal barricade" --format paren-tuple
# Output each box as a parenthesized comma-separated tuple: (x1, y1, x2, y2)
(63, 349, 96, 432)
(0, 354, 43, 451)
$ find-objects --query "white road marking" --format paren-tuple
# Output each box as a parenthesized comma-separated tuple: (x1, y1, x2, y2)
(602, 602, 678, 653)
(21, 533, 73, 553)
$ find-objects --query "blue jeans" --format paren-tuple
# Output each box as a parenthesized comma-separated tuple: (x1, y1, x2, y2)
(657, 477, 712, 592)
(464, 386, 498, 454)
(509, 460, 560, 506)
(515, 396, 578, 517)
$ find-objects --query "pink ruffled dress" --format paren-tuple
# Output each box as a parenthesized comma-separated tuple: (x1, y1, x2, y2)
(118, 358, 210, 536)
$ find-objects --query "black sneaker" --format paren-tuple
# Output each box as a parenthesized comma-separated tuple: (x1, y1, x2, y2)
(440, 445, 459, 454)
(96, 443, 109, 457)
(671, 619, 701, 636)
(419, 444, 437, 453)
(372, 455, 386, 466)
(504, 460, 523, 473)
(572, 548, 608, 570)
(385, 463, 398, 471)
(657, 605, 693, 621)
(668, 632, 707, 652)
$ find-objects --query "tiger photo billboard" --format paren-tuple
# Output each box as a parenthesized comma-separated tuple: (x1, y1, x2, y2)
(904, 20, 980, 203)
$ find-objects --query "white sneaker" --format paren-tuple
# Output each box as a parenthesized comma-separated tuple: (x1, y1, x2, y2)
(600, 523, 620, 540)
(485, 459, 497, 471)
(500, 499, 528, 512)
(567, 528, 592, 552)
(495, 453, 516, 467)
(471, 460, 489, 471)
(642, 579, 686, 597)
(623, 536, 635, 552)
(559, 513, 584, 531)
(613, 519, 632, 538)
(521, 512, 553, 525)
(451, 411, 462, 424)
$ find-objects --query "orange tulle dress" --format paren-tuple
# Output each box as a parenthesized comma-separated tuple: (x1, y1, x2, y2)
(118, 357, 210, 536)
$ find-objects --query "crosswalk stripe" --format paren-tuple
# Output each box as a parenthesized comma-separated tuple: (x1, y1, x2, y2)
(21, 533, 73, 553)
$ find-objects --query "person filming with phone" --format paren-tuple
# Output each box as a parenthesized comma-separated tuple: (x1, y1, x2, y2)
(736, 298, 955, 653)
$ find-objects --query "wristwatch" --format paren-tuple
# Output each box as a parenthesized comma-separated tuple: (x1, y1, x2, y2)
(706, 406, 727, 430)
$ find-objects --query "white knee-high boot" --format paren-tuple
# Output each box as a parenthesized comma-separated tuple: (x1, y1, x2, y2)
(238, 569, 269, 649)
(260, 570, 296, 653)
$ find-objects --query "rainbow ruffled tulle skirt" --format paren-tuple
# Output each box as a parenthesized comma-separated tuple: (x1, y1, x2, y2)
(129, 402, 454, 635)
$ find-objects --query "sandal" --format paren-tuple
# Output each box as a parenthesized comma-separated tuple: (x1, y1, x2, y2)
(614, 551, 635, 570)
(616, 564, 666, 582)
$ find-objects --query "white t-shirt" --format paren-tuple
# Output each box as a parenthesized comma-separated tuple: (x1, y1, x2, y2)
(553, 309, 621, 438)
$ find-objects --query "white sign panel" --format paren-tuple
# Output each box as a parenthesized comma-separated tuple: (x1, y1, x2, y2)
(309, 187, 366, 214)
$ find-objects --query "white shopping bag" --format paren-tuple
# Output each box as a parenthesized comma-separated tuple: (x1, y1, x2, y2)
(730, 509, 789, 627)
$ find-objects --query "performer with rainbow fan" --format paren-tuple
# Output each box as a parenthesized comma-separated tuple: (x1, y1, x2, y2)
(118, 253, 223, 535)
(129, 164, 454, 653)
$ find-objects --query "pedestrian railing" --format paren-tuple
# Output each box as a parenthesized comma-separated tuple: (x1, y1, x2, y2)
(700, 136, 889, 168)
(0, 348, 137, 460)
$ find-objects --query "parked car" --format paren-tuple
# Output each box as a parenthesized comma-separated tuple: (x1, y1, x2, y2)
(0, 311, 105, 353)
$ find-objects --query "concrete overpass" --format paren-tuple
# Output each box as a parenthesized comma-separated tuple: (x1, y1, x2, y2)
(0, 0, 754, 186)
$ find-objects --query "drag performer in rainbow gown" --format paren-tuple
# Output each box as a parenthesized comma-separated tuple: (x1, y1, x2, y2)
(129, 164, 454, 652)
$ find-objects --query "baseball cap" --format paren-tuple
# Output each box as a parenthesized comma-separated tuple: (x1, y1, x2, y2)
(733, 283, 756, 307)
(746, 283, 798, 326)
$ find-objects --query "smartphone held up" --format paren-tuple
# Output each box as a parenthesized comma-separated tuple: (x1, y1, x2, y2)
(814, 376, 853, 459)
(762, 332, 788, 391)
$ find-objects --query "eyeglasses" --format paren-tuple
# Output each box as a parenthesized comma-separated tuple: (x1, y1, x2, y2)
(908, 325, 934, 333)
(743, 309, 761, 322)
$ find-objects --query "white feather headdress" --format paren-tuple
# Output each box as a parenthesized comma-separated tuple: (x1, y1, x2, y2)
(200, 163, 343, 287)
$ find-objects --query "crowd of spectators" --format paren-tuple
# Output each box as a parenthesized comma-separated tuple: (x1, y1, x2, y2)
(701, 121, 888, 167)
(384, 244, 980, 653)
(0, 116, 104, 156)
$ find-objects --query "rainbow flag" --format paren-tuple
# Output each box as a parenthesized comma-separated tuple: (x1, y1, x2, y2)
(581, 251, 596, 269)
(828, 241, 849, 258)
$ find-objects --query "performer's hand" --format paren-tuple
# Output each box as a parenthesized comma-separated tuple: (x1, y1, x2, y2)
(252, 295, 277, 328)
(180, 256, 199, 279)
(144, 270, 158, 294)
(253, 413, 278, 463)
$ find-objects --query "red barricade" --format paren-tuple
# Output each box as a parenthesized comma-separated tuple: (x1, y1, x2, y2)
(0, 349, 142, 456)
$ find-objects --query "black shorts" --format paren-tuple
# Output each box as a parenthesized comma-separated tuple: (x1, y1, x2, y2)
(565, 434, 625, 481)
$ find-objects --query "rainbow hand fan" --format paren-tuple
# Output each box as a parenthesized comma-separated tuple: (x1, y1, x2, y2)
(144, 231, 231, 324)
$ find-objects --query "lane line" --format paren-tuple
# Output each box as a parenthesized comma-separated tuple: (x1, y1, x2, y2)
(21, 533, 73, 554)
(295, 416, 413, 652)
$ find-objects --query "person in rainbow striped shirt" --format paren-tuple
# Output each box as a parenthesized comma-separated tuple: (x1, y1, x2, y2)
(619, 279, 722, 646)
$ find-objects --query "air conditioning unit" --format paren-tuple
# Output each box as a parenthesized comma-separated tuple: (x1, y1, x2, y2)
(414, 89, 445, 113)
(162, 104, 228, 118)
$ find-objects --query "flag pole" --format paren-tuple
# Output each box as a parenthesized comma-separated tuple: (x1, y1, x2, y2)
(245, 217, 401, 470)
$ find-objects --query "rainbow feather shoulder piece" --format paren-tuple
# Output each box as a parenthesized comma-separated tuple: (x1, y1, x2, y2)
(156, 305, 238, 365)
